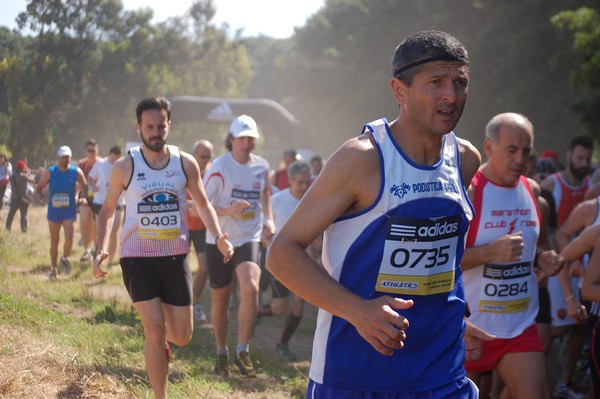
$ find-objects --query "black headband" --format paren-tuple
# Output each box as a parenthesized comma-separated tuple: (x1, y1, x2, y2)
(394, 55, 468, 77)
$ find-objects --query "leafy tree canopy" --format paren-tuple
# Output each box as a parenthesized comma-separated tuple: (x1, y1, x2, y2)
(552, 1, 600, 139)
(0, 0, 252, 165)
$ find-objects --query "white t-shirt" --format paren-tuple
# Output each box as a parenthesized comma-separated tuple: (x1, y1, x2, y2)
(88, 157, 125, 207)
(271, 188, 300, 232)
(88, 157, 111, 205)
(204, 152, 270, 247)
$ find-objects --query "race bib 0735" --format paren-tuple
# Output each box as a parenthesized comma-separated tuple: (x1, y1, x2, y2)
(375, 215, 460, 296)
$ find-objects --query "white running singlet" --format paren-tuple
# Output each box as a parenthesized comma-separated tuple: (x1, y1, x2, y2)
(88, 157, 111, 205)
(464, 172, 541, 338)
(120, 145, 189, 258)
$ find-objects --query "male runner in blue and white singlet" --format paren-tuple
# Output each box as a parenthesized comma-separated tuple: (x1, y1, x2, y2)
(268, 30, 494, 399)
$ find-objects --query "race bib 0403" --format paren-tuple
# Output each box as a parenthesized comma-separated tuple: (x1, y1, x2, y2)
(136, 193, 181, 239)
(375, 215, 460, 296)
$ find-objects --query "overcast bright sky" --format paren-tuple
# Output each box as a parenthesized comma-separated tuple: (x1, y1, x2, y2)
(0, 0, 324, 38)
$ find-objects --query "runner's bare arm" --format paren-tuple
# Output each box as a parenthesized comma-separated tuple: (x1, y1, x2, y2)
(93, 156, 129, 277)
(76, 168, 88, 205)
(582, 238, 600, 302)
(182, 152, 233, 262)
(34, 168, 50, 194)
(261, 179, 275, 239)
(561, 224, 600, 262)
(461, 231, 525, 271)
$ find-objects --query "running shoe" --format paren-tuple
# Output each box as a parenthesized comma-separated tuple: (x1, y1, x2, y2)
(80, 250, 90, 262)
(234, 351, 256, 377)
(276, 343, 297, 361)
(214, 354, 229, 377)
(554, 381, 584, 399)
(60, 257, 71, 275)
(49, 268, 57, 281)
(193, 303, 207, 323)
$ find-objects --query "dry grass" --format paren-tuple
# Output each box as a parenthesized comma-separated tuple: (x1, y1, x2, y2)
(0, 325, 135, 399)
(0, 205, 591, 397)
(0, 206, 312, 398)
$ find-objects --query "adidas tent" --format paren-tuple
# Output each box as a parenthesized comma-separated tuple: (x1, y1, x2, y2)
(170, 96, 311, 149)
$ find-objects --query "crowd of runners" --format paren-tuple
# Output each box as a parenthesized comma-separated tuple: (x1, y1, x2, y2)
(1, 30, 599, 399)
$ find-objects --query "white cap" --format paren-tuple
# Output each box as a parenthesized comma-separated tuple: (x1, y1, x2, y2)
(229, 115, 259, 139)
(57, 145, 72, 157)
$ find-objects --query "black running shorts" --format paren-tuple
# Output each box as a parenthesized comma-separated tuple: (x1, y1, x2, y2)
(206, 241, 261, 288)
(189, 229, 207, 253)
(536, 285, 551, 324)
(120, 254, 192, 306)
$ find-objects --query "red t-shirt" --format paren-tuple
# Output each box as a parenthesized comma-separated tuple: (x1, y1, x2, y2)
(274, 168, 290, 190)
(187, 191, 205, 231)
